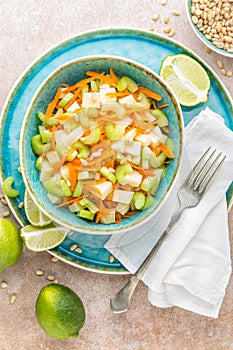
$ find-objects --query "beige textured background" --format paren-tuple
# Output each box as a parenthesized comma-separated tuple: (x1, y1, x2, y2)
(0, 1, 233, 349)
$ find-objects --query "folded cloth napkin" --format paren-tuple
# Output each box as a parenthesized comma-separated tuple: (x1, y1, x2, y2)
(105, 107, 233, 318)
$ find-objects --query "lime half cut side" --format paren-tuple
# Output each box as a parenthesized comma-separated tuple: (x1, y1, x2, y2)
(160, 54, 210, 107)
(24, 189, 52, 227)
(20, 224, 72, 251)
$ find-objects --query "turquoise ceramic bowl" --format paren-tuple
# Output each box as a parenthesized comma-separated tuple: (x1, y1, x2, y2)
(20, 55, 183, 234)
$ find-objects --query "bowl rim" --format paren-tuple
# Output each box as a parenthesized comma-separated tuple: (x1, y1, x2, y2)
(185, 0, 233, 58)
(20, 54, 184, 235)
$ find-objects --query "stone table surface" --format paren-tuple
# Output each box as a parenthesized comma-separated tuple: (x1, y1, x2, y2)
(0, 1, 233, 349)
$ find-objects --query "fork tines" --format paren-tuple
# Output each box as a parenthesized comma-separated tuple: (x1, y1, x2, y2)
(188, 147, 226, 194)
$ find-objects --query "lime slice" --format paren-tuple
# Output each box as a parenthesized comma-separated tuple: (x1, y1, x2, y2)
(160, 54, 210, 107)
(20, 224, 71, 251)
(24, 189, 52, 227)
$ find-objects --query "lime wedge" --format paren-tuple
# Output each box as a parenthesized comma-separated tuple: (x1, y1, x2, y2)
(24, 190, 52, 227)
(20, 224, 71, 251)
(160, 54, 210, 107)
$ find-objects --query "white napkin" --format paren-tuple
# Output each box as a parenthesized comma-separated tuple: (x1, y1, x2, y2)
(105, 107, 233, 318)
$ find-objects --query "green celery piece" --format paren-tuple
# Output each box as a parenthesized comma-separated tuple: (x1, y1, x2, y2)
(38, 125, 51, 144)
(58, 92, 74, 108)
(149, 152, 161, 169)
(137, 92, 151, 107)
(90, 80, 99, 92)
(44, 177, 63, 197)
(115, 163, 133, 185)
(81, 121, 101, 145)
(141, 147, 151, 169)
(152, 109, 169, 127)
(73, 141, 90, 159)
(115, 152, 126, 163)
(79, 198, 99, 214)
(37, 111, 59, 127)
(31, 134, 51, 156)
(60, 179, 72, 197)
(79, 110, 90, 128)
(104, 123, 125, 140)
(66, 149, 78, 162)
(101, 102, 126, 119)
(117, 76, 138, 93)
(133, 192, 146, 210)
(86, 107, 99, 118)
(142, 195, 155, 210)
(141, 176, 159, 196)
(78, 209, 95, 221)
(100, 166, 116, 184)
(73, 181, 83, 198)
(1, 176, 19, 198)
(35, 156, 43, 171)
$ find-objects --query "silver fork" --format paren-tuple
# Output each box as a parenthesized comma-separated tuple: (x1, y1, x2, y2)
(110, 147, 226, 314)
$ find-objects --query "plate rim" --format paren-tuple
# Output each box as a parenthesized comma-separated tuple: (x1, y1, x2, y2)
(0, 27, 232, 274)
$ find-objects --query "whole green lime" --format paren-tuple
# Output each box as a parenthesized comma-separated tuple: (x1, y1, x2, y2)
(36, 283, 86, 339)
(0, 218, 23, 272)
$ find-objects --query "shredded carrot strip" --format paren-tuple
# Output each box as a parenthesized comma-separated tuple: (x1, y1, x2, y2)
(138, 86, 162, 101)
(95, 211, 102, 224)
(67, 164, 78, 192)
(110, 68, 119, 83)
(95, 177, 107, 184)
(150, 146, 160, 156)
(85, 71, 117, 87)
(64, 77, 94, 92)
(45, 88, 62, 119)
(102, 159, 115, 168)
(158, 143, 175, 159)
(64, 87, 82, 110)
(57, 195, 86, 207)
(158, 103, 169, 109)
(152, 101, 157, 109)
(122, 211, 137, 218)
(115, 212, 122, 224)
(69, 158, 81, 167)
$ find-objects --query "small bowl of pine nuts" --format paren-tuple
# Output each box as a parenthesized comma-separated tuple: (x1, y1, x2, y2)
(186, 0, 233, 58)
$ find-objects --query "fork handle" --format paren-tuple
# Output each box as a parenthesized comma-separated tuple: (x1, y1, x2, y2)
(110, 229, 169, 313)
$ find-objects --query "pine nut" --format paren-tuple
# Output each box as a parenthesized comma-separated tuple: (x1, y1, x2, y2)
(75, 247, 83, 254)
(70, 244, 78, 251)
(3, 211, 11, 217)
(109, 255, 115, 263)
(51, 256, 58, 262)
(152, 13, 160, 21)
(1, 281, 8, 289)
(172, 10, 180, 16)
(17, 167, 22, 174)
(10, 294, 16, 305)
(161, 0, 167, 5)
(220, 68, 226, 75)
(47, 275, 55, 281)
(226, 71, 232, 77)
(164, 15, 169, 24)
(163, 27, 172, 33)
(36, 270, 44, 276)
(0, 194, 4, 200)
(18, 201, 24, 209)
(168, 30, 176, 37)
(217, 60, 223, 69)
(1, 198, 8, 205)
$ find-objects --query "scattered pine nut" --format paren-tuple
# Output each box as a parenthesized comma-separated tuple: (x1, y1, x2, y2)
(70, 244, 78, 251)
(168, 29, 176, 37)
(109, 255, 115, 263)
(226, 71, 232, 77)
(3, 211, 11, 217)
(0, 194, 4, 200)
(217, 60, 223, 69)
(1, 281, 8, 289)
(172, 10, 180, 16)
(36, 270, 44, 276)
(47, 275, 55, 281)
(206, 46, 211, 53)
(75, 247, 83, 254)
(17, 167, 22, 174)
(53, 279, 59, 284)
(51, 256, 58, 262)
(10, 294, 16, 305)
(1, 198, 8, 206)
(164, 27, 172, 33)
(164, 15, 169, 24)
(152, 13, 160, 21)
(161, 0, 167, 5)
(220, 68, 226, 75)
(18, 201, 24, 209)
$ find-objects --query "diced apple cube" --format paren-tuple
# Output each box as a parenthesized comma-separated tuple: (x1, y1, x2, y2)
(135, 133, 152, 146)
(100, 210, 116, 224)
(116, 203, 130, 215)
(95, 181, 113, 200)
(112, 190, 134, 204)
(111, 139, 125, 153)
(82, 92, 100, 108)
(125, 170, 143, 187)
(125, 141, 141, 157)
(67, 101, 80, 112)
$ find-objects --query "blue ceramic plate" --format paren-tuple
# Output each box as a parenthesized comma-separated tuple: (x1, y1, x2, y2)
(0, 28, 232, 274)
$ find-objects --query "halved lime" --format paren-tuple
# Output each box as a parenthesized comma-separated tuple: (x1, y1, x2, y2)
(20, 224, 71, 251)
(160, 54, 210, 107)
(24, 189, 52, 227)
